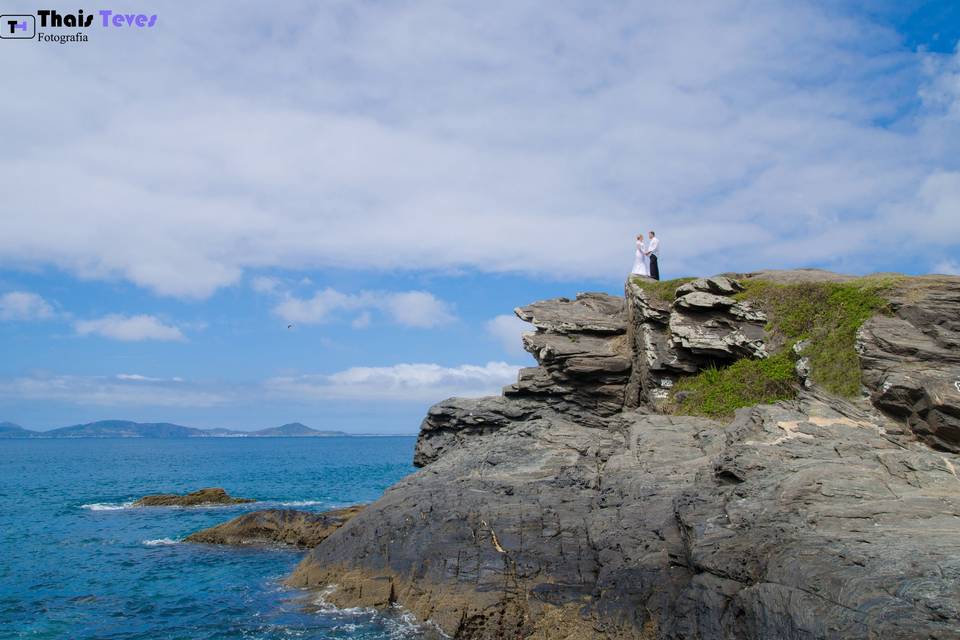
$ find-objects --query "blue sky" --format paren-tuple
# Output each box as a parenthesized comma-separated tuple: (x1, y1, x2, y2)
(1, 1, 958, 432)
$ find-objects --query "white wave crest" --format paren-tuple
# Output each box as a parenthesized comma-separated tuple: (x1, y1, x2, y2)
(142, 538, 180, 546)
(314, 586, 450, 638)
(81, 501, 134, 511)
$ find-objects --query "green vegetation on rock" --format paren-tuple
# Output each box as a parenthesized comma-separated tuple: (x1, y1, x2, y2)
(672, 276, 897, 418)
(673, 349, 798, 418)
(630, 276, 695, 304)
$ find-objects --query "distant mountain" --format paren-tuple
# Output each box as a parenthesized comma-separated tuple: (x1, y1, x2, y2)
(0, 419, 350, 438)
(0, 422, 38, 438)
(247, 422, 347, 437)
(44, 420, 208, 438)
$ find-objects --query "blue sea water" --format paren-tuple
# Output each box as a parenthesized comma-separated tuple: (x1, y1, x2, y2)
(0, 437, 436, 640)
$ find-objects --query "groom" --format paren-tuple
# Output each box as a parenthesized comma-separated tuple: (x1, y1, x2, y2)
(646, 230, 660, 280)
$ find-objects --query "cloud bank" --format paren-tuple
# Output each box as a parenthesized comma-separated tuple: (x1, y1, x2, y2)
(1, 2, 957, 298)
(0, 362, 523, 408)
(0, 292, 55, 321)
(273, 288, 455, 328)
(74, 314, 186, 342)
(267, 362, 521, 402)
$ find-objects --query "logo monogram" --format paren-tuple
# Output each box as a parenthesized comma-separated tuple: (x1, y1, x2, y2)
(0, 15, 35, 39)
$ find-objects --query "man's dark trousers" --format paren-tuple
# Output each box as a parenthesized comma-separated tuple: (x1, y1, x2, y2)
(649, 255, 660, 280)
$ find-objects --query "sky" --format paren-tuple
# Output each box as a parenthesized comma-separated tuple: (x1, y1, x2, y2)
(1, 1, 958, 433)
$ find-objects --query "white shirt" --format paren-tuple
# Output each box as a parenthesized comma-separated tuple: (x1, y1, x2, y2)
(647, 237, 660, 257)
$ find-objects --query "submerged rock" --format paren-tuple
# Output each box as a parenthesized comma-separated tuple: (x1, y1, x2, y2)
(288, 270, 960, 639)
(185, 507, 363, 547)
(133, 487, 254, 507)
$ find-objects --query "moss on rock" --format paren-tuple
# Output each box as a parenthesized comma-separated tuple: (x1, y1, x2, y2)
(671, 275, 897, 418)
(629, 275, 695, 304)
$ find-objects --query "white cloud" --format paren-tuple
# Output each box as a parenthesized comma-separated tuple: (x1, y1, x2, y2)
(381, 291, 455, 328)
(934, 259, 960, 275)
(351, 311, 372, 328)
(486, 314, 532, 357)
(0, 374, 226, 407)
(74, 314, 186, 342)
(0, 3, 958, 296)
(273, 288, 455, 328)
(0, 291, 55, 321)
(250, 276, 282, 294)
(266, 361, 522, 401)
(273, 288, 371, 324)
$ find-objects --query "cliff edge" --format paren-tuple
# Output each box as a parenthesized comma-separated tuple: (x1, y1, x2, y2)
(288, 270, 960, 639)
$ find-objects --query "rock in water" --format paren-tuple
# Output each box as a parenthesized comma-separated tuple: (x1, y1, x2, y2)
(133, 487, 255, 507)
(288, 271, 960, 639)
(185, 507, 363, 547)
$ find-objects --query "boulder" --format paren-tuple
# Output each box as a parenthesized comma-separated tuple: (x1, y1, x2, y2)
(676, 276, 744, 297)
(514, 292, 626, 333)
(674, 291, 737, 311)
(133, 487, 254, 507)
(185, 507, 363, 547)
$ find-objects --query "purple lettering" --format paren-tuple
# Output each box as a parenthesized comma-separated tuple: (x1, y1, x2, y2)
(99, 10, 111, 27)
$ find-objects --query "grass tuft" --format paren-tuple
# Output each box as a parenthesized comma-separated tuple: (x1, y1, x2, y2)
(630, 276, 695, 304)
(673, 349, 798, 419)
(670, 275, 898, 418)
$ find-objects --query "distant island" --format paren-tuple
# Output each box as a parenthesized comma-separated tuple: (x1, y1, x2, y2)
(0, 420, 350, 439)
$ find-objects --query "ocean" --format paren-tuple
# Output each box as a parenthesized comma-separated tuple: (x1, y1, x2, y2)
(0, 437, 437, 640)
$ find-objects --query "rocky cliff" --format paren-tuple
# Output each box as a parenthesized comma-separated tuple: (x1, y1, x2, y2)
(289, 270, 960, 639)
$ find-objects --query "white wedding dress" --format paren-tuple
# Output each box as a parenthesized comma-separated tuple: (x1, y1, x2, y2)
(631, 240, 649, 277)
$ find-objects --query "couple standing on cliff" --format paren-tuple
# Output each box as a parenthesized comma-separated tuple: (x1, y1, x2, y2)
(631, 230, 660, 280)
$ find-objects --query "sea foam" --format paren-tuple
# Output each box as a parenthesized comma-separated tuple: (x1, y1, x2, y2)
(142, 538, 180, 546)
(80, 501, 135, 511)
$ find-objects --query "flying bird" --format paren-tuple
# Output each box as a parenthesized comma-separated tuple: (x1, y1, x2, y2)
(287, 324, 294, 330)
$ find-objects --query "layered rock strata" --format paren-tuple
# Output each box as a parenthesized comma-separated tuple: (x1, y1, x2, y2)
(858, 276, 960, 452)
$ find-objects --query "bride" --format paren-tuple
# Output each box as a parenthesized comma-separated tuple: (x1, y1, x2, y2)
(631, 234, 649, 277)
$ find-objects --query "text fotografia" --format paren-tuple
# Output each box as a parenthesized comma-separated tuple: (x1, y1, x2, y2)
(2, 9, 157, 44)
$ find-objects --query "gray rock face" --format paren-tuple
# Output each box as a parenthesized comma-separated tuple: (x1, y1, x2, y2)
(414, 293, 635, 468)
(514, 292, 626, 334)
(414, 396, 543, 467)
(509, 293, 631, 420)
(291, 271, 960, 639)
(857, 277, 960, 452)
(293, 396, 960, 639)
